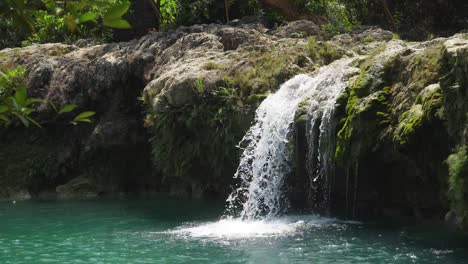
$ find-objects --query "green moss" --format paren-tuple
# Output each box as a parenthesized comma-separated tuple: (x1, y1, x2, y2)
(393, 105, 424, 146)
(416, 84, 444, 120)
(392, 84, 444, 147)
(247, 93, 269, 105)
(305, 38, 343, 65)
(359, 43, 388, 71)
(317, 42, 343, 65)
(306, 36, 318, 59)
(447, 146, 468, 216)
(203, 61, 222, 71)
(334, 72, 392, 166)
(363, 36, 375, 43)
(228, 44, 310, 94)
(352, 70, 372, 97)
(396, 44, 445, 94)
(294, 100, 310, 126)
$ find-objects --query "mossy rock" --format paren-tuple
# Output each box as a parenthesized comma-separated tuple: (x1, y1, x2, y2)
(447, 146, 468, 217)
(393, 104, 424, 146)
(334, 63, 391, 166)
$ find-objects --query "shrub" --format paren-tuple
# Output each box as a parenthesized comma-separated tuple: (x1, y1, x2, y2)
(148, 81, 253, 183)
(447, 146, 468, 214)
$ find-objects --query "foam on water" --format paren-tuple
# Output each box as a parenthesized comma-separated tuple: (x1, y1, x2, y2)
(166, 215, 341, 239)
(168, 59, 360, 241)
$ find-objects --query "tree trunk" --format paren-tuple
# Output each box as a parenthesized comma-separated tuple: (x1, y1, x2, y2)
(113, 0, 160, 41)
(149, 0, 161, 30)
(224, 0, 230, 23)
(258, 0, 326, 24)
(380, 0, 397, 31)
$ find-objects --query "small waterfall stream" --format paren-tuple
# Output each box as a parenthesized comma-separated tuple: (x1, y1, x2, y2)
(226, 58, 358, 220)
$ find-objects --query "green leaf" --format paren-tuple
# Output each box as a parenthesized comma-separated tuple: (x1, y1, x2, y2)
(76, 118, 92, 123)
(47, 100, 57, 112)
(66, 15, 78, 32)
(59, 104, 77, 114)
(0, 70, 7, 79)
(25, 116, 42, 128)
(0, 114, 10, 124)
(14, 86, 27, 107)
(104, 2, 130, 21)
(103, 18, 131, 29)
(26, 98, 43, 106)
(0, 105, 9, 113)
(21, 107, 36, 116)
(12, 112, 29, 127)
(8, 97, 19, 111)
(79, 12, 98, 23)
(73, 111, 95, 122)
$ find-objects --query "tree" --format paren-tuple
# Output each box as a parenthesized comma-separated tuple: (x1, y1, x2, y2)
(258, 0, 325, 23)
(113, 0, 160, 41)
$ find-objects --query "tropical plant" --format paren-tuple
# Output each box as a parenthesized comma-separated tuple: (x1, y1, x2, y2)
(0, 66, 95, 128)
(148, 79, 253, 182)
(0, 0, 131, 47)
(159, 0, 178, 25)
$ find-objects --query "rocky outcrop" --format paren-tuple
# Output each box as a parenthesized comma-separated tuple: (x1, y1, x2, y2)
(0, 20, 319, 200)
(322, 34, 468, 230)
(0, 19, 467, 230)
(56, 177, 100, 199)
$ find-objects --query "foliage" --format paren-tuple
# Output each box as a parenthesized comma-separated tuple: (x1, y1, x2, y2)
(447, 146, 468, 215)
(0, 0, 37, 32)
(173, 0, 224, 26)
(202, 61, 222, 71)
(306, 36, 318, 58)
(317, 42, 342, 65)
(227, 43, 310, 94)
(306, 37, 343, 65)
(344, 0, 468, 40)
(0, 66, 95, 128)
(173, 0, 259, 26)
(159, 0, 178, 25)
(0, 0, 131, 47)
(22, 10, 67, 46)
(148, 80, 252, 183)
(291, 0, 358, 35)
(0, 18, 29, 49)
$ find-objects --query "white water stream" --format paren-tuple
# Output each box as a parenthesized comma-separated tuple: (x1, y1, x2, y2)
(225, 58, 358, 220)
(171, 58, 358, 239)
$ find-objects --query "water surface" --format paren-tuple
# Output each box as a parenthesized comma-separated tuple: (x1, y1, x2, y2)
(0, 199, 467, 263)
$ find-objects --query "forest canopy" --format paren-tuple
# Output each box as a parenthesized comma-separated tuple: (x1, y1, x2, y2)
(0, 0, 467, 49)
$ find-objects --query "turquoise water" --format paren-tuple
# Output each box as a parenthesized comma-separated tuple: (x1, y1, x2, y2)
(0, 199, 467, 263)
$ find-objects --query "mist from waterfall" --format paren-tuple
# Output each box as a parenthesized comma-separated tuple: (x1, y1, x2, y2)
(225, 58, 358, 220)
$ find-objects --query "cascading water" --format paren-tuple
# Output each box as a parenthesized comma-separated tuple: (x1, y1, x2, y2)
(169, 58, 359, 239)
(305, 60, 359, 211)
(225, 58, 358, 220)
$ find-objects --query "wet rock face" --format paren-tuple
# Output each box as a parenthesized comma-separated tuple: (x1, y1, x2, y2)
(327, 33, 468, 230)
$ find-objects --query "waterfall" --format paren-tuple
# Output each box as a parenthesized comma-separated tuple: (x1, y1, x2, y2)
(225, 58, 358, 220)
(305, 60, 358, 211)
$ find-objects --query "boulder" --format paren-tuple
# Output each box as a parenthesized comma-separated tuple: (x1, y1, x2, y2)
(56, 177, 100, 199)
